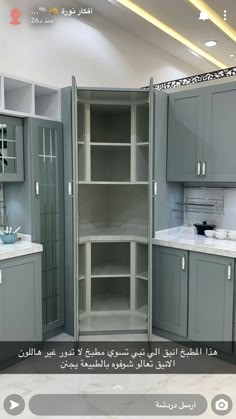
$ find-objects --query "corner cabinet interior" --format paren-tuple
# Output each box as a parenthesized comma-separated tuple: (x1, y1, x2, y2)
(73, 84, 153, 336)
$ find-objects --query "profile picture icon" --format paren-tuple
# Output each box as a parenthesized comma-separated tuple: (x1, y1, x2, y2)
(10, 8, 21, 25)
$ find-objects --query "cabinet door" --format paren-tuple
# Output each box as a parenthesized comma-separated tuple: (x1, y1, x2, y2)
(153, 246, 188, 337)
(204, 84, 236, 181)
(0, 255, 42, 341)
(189, 252, 234, 344)
(30, 119, 64, 335)
(0, 115, 23, 181)
(167, 89, 205, 182)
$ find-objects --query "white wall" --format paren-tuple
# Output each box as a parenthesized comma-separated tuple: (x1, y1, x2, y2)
(184, 187, 236, 231)
(0, 0, 199, 88)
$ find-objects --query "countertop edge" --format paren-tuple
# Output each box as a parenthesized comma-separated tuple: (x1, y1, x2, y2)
(152, 238, 236, 258)
(0, 243, 43, 261)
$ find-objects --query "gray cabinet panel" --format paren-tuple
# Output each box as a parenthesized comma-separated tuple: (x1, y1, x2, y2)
(204, 83, 236, 181)
(153, 90, 183, 232)
(153, 246, 188, 337)
(0, 254, 42, 341)
(167, 89, 204, 182)
(189, 252, 234, 343)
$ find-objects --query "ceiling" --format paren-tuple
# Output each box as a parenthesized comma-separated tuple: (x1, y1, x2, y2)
(77, 0, 236, 73)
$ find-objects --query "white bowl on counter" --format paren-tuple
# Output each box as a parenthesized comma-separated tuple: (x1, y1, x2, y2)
(227, 231, 236, 240)
(215, 230, 227, 240)
(204, 230, 215, 238)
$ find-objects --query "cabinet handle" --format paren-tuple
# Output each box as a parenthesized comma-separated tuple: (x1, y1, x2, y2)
(202, 162, 206, 176)
(182, 256, 186, 271)
(227, 264, 232, 280)
(35, 181, 39, 196)
(197, 162, 201, 176)
(0, 270, 2, 284)
(68, 181, 73, 196)
(153, 181, 157, 196)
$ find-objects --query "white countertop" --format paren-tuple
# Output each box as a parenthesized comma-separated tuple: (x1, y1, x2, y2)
(153, 226, 236, 258)
(0, 240, 43, 261)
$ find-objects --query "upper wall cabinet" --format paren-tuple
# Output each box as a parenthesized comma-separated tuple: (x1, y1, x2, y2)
(167, 88, 205, 182)
(204, 83, 236, 182)
(167, 82, 236, 183)
(0, 115, 23, 181)
(0, 75, 61, 121)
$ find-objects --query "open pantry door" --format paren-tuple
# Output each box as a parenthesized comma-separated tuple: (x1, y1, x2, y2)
(72, 76, 80, 341)
(148, 78, 154, 341)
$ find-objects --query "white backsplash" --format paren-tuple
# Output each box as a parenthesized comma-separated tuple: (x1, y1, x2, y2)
(184, 187, 236, 230)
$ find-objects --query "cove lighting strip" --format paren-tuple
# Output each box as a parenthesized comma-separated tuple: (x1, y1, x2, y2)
(188, 0, 236, 43)
(113, 0, 227, 69)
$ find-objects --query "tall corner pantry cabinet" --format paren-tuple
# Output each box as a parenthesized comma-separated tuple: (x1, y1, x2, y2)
(61, 78, 183, 340)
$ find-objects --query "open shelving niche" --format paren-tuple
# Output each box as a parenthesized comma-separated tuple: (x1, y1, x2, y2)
(0, 74, 61, 121)
(77, 93, 149, 184)
(76, 89, 150, 333)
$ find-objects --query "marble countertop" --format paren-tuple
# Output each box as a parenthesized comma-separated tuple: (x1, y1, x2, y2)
(79, 224, 148, 244)
(0, 240, 43, 261)
(153, 226, 236, 258)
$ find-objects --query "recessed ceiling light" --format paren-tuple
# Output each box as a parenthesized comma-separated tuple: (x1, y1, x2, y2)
(204, 40, 218, 47)
(190, 51, 199, 57)
(230, 54, 235, 57)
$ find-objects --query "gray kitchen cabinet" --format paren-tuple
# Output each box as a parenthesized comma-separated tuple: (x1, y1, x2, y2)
(167, 88, 205, 182)
(189, 252, 234, 344)
(0, 115, 24, 181)
(204, 83, 236, 182)
(167, 81, 236, 183)
(4, 118, 64, 338)
(153, 246, 188, 337)
(0, 254, 42, 341)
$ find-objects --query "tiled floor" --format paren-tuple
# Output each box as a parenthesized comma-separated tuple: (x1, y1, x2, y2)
(0, 334, 236, 418)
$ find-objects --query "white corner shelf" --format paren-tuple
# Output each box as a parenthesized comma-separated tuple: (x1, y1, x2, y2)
(0, 73, 61, 121)
(4, 77, 33, 114)
(0, 76, 3, 110)
(90, 142, 131, 147)
(137, 142, 149, 147)
(136, 272, 148, 281)
(78, 181, 148, 185)
(91, 264, 130, 278)
(34, 85, 60, 120)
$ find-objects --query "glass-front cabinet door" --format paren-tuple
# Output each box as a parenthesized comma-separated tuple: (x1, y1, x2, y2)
(30, 119, 64, 336)
(0, 115, 23, 181)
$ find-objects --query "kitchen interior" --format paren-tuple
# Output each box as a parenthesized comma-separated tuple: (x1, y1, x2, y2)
(1, 0, 236, 363)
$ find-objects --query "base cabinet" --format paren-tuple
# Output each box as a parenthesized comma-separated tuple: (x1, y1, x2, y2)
(154, 246, 235, 350)
(153, 246, 188, 337)
(189, 252, 234, 343)
(0, 254, 42, 341)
